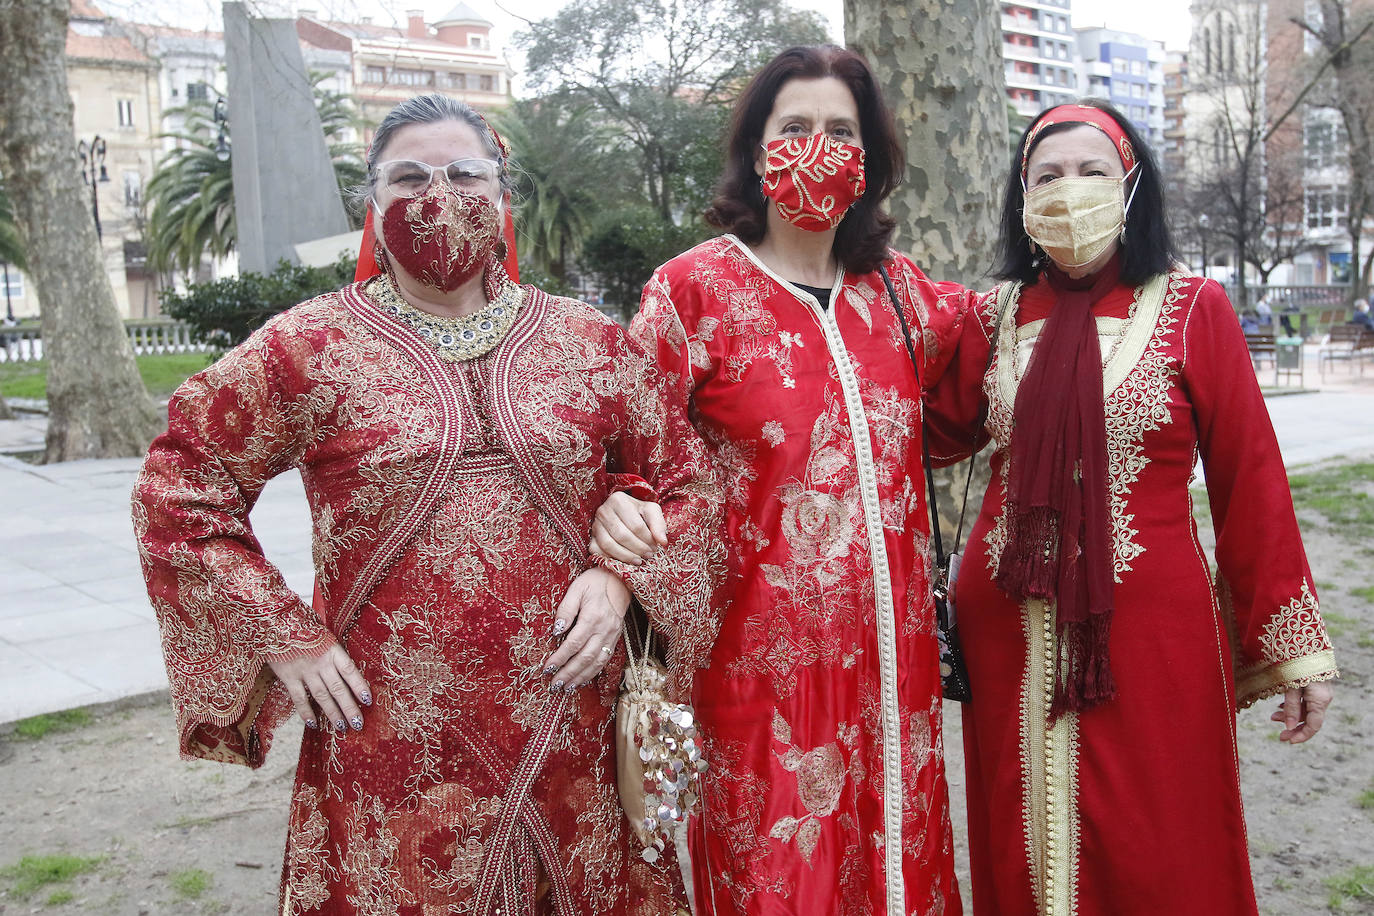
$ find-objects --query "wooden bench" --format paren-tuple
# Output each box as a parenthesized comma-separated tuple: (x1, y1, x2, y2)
(1245, 331, 1276, 369)
(1318, 324, 1374, 378)
(1314, 307, 1346, 329)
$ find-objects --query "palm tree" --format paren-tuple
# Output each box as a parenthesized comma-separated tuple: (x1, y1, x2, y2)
(145, 79, 367, 274)
(311, 73, 367, 229)
(490, 98, 623, 280)
(144, 102, 235, 274)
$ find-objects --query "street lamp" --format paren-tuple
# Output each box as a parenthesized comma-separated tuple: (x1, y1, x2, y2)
(213, 97, 230, 162)
(1198, 212, 1210, 279)
(77, 135, 110, 241)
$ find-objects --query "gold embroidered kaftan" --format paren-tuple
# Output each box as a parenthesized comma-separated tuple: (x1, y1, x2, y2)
(630, 236, 974, 915)
(925, 272, 1338, 915)
(133, 273, 725, 915)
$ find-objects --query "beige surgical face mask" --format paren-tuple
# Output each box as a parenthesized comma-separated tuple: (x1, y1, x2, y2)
(1022, 167, 1139, 269)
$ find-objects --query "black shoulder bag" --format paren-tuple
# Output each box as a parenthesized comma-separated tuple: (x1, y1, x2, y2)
(879, 267, 1008, 703)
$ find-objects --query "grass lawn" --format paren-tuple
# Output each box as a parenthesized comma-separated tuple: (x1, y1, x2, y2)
(0, 352, 212, 402)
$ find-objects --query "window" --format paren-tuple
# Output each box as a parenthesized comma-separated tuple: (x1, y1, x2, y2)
(1306, 186, 1348, 229)
(117, 98, 134, 127)
(479, 74, 494, 92)
(447, 72, 468, 89)
(186, 81, 209, 101)
(468, 35, 483, 48)
(1132, 83, 1146, 98)
(1304, 119, 1348, 169)
(1131, 60, 1145, 76)
(1, 268, 21, 300)
(391, 68, 435, 87)
(1112, 57, 1129, 72)
(365, 66, 386, 83)
(123, 170, 142, 208)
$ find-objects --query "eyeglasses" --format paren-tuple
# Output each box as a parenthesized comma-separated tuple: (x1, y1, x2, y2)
(374, 158, 500, 198)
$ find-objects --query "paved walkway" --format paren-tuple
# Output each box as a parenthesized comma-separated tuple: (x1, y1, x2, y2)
(1, 371, 1372, 724)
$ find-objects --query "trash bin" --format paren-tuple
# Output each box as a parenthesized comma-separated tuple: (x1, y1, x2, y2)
(1275, 335, 1303, 386)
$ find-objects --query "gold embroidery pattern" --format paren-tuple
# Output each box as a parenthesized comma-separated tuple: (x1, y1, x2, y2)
(767, 711, 854, 864)
(1100, 273, 1181, 579)
(983, 274, 1179, 582)
(284, 785, 333, 913)
(1257, 580, 1332, 663)
(339, 792, 413, 915)
(1020, 599, 1081, 916)
(1235, 579, 1339, 707)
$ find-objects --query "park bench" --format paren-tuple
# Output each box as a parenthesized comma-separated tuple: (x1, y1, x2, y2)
(1318, 323, 1374, 379)
(1315, 307, 1346, 329)
(1245, 331, 1276, 369)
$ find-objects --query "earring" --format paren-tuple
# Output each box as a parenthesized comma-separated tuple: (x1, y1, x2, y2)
(1028, 239, 1044, 269)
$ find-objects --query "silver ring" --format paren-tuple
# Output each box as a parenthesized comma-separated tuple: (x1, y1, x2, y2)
(598, 645, 613, 656)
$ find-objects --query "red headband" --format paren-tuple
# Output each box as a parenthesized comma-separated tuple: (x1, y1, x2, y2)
(1020, 104, 1137, 183)
(353, 114, 520, 285)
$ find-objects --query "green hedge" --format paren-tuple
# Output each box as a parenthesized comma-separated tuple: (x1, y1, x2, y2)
(162, 256, 357, 351)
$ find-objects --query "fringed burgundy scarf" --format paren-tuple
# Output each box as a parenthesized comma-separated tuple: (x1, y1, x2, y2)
(995, 256, 1121, 717)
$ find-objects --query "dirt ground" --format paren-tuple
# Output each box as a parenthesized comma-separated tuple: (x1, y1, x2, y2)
(2, 459, 1371, 915)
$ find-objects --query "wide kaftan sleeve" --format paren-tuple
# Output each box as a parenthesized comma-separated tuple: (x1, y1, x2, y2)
(922, 284, 1005, 466)
(132, 311, 334, 765)
(883, 251, 981, 397)
(594, 315, 727, 700)
(1182, 279, 1338, 708)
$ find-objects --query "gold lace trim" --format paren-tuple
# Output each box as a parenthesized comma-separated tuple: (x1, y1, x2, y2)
(365, 274, 523, 362)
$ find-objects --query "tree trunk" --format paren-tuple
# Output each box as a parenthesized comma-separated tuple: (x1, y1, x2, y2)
(844, 0, 1008, 287)
(0, 0, 161, 461)
(0, 393, 14, 421)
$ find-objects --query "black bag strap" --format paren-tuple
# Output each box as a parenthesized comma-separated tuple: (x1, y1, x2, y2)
(879, 266, 1009, 565)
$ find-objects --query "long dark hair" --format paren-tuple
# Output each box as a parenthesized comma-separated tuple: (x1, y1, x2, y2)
(704, 45, 904, 274)
(993, 99, 1176, 286)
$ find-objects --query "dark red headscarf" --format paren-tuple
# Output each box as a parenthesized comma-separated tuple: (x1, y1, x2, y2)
(996, 106, 1137, 717)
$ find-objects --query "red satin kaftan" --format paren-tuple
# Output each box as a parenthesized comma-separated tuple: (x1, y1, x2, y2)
(133, 273, 724, 915)
(630, 235, 972, 915)
(925, 273, 1339, 916)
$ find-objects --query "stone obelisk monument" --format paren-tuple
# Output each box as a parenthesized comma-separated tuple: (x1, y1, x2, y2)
(223, 1, 351, 273)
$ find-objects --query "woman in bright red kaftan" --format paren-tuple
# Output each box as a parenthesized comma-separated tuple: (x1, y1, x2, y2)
(597, 46, 975, 916)
(634, 234, 969, 915)
(925, 101, 1338, 916)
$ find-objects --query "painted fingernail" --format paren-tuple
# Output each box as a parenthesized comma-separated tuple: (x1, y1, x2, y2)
(350, 716, 364, 731)
(305, 719, 318, 730)
(551, 681, 565, 693)
(543, 664, 557, 676)
(360, 691, 373, 706)
(552, 619, 568, 636)
(335, 720, 347, 733)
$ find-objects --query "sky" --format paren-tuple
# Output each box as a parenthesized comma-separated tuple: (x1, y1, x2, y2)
(96, 0, 1196, 65)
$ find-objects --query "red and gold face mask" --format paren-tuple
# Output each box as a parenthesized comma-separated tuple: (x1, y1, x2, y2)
(380, 181, 502, 292)
(761, 132, 867, 232)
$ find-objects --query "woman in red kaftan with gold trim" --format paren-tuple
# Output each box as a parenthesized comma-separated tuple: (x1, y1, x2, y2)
(594, 48, 970, 915)
(133, 95, 723, 916)
(925, 101, 1338, 916)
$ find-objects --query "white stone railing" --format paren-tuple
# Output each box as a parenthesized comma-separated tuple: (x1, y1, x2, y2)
(0, 319, 209, 363)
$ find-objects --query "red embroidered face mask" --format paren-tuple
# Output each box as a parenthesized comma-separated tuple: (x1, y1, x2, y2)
(761, 132, 867, 231)
(380, 181, 502, 292)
